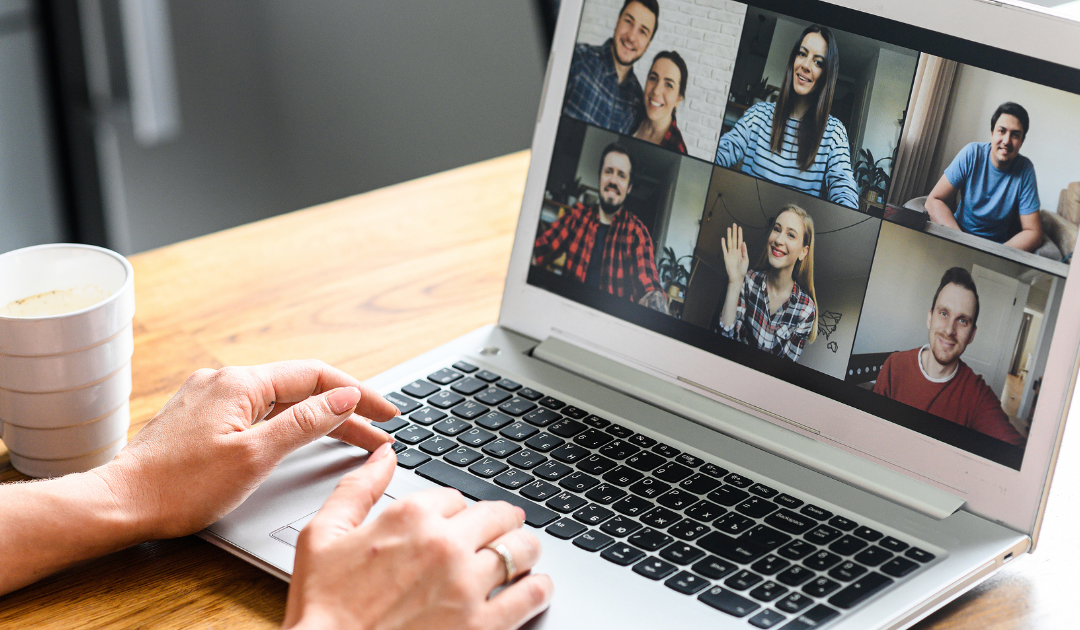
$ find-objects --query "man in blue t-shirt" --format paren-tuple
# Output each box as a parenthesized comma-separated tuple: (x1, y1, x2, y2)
(925, 102, 1042, 251)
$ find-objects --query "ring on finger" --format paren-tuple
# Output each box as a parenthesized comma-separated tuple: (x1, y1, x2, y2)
(483, 542, 516, 585)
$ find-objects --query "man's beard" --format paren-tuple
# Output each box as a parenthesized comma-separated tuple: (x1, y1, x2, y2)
(599, 196, 624, 216)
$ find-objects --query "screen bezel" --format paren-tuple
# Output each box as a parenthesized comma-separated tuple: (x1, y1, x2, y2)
(500, 0, 1080, 536)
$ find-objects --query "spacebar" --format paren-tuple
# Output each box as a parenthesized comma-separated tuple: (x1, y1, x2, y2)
(415, 460, 559, 527)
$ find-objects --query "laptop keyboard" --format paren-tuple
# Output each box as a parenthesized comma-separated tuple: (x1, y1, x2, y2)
(379, 360, 938, 629)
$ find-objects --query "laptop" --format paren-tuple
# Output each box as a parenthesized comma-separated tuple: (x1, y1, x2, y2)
(202, 0, 1080, 627)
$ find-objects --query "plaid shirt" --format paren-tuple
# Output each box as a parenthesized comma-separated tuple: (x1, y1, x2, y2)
(563, 39, 644, 135)
(720, 270, 816, 362)
(533, 203, 661, 302)
(658, 114, 687, 155)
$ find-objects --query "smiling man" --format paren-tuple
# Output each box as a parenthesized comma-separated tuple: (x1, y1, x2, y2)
(924, 102, 1042, 251)
(563, 0, 659, 134)
(873, 267, 1023, 445)
(532, 142, 667, 312)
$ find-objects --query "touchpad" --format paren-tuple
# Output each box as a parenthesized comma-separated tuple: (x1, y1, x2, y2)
(270, 493, 398, 548)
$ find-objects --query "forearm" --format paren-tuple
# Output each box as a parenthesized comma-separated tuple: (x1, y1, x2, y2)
(0, 466, 145, 595)
(924, 197, 960, 229)
(719, 284, 742, 331)
(1003, 226, 1042, 252)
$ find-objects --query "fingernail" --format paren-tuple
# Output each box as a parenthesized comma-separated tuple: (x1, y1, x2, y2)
(327, 387, 362, 415)
(369, 441, 393, 462)
(515, 506, 526, 524)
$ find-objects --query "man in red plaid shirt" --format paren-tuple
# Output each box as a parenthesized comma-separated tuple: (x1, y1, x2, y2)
(532, 143, 667, 313)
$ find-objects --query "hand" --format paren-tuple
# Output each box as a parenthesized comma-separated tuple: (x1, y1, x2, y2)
(96, 360, 399, 540)
(720, 223, 749, 284)
(284, 444, 553, 630)
(637, 289, 670, 314)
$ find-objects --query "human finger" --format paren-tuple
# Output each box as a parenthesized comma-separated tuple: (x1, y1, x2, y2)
(327, 414, 395, 452)
(400, 486, 469, 518)
(485, 574, 554, 630)
(241, 361, 397, 423)
(251, 386, 363, 462)
(306, 442, 397, 536)
(450, 500, 525, 547)
(477, 528, 542, 587)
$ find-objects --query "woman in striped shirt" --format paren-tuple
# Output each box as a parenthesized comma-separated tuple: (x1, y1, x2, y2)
(715, 25, 859, 210)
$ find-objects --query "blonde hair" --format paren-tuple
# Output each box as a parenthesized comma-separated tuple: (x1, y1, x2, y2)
(756, 204, 818, 343)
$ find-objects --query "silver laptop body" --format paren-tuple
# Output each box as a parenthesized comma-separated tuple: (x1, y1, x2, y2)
(204, 1, 1080, 628)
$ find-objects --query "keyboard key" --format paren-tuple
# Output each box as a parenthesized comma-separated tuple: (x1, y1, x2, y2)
(493, 469, 533, 490)
(457, 427, 496, 447)
(524, 432, 564, 452)
(450, 377, 486, 396)
(559, 472, 600, 493)
(879, 536, 909, 553)
(627, 433, 657, 448)
(601, 543, 645, 566)
(775, 592, 814, 614)
(774, 494, 804, 509)
(657, 489, 698, 511)
(880, 557, 918, 578)
(482, 439, 521, 458)
(828, 560, 867, 582)
(603, 465, 644, 487)
(665, 571, 709, 595)
(548, 418, 587, 438)
(396, 425, 433, 445)
(765, 509, 815, 535)
(450, 401, 488, 420)
(633, 557, 677, 580)
(395, 448, 431, 469)
(585, 483, 626, 505)
(576, 454, 617, 475)
(699, 531, 769, 564)
(507, 449, 547, 469)
(853, 526, 883, 542)
(742, 525, 792, 551)
(451, 361, 478, 373)
(612, 495, 652, 517)
(494, 378, 520, 391)
(561, 405, 588, 419)
(748, 609, 787, 628)
(574, 429, 614, 449)
(749, 483, 778, 498)
(829, 535, 869, 556)
(804, 525, 843, 545)
(391, 441, 407, 453)
(653, 462, 694, 483)
(668, 519, 710, 541)
(545, 517, 586, 540)
(725, 569, 763, 591)
(708, 485, 750, 507)
(698, 586, 760, 618)
(659, 542, 705, 565)
(692, 555, 737, 580)
(751, 554, 791, 575)
(629, 477, 671, 500)
(468, 457, 508, 478)
(674, 452, 704, 468)
(748, 580, 787, 602)
(499, 422, 538, 441)
(373, 416, 408, 434)
(573, 504, 615, 526)
(800, 504, 833, 520)
(546, 492, 587, 514)
(725, 473, 753, 488)
(409, 407, 447, 425)
(778, 540, 817, 561)
(598, 439, 640, 460)
(517, 387, 543, 400)
(905, 547, 935, 563)
(402, 379, 440, 398)
(640, 506, 680, 529)
(854, 546, 893, 567)
(685, 499, 726, 523)
(625, 452, 666, 472)
(600, 515, 641, 537)
(680, 473, 722, 495)
(572, 530, 613, 552)
(427, 368, 462, 385)
(776, 565, 815, 586)
(582, 414, 610, 428)
(532, 460, 573, 480)
(385, 392, 422, 415)
(804, 550, 842, 571)
(415, 460, 557, 527)
(828, 515, 858, 531)
(443, 447, 482, 467)
(551, 443, 589, 464)
(498, 398, 537, 416)
(475, 387, 512, 406)
(828, 572, 893, 609)
(475, 411, 513, 431)
(700, 463, 729, 478)
(475, 370, 501, 383)
(419, 435, 456, 455)
(538, 396, 565, 410)
(802, 576, 841, 598)
(713, 512, 755, 536)
(519, 480, 559, 502)
(428, 391, 465, 409)
(523, 408, 560, 427)
(736, 496, 779, 519)
(652, 443, 680, 458)
(627, 527, 672, 551)
(433, 417, 471, 436)
(604, 424, 634, 438)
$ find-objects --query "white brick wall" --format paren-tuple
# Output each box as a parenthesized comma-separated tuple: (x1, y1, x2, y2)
(573, 0, 746, 161)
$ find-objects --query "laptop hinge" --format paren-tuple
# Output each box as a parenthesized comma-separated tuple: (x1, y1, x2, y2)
(532, 336, 965, 520)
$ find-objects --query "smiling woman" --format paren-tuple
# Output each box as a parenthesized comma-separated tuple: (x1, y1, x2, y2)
(632, 51, 689, 154)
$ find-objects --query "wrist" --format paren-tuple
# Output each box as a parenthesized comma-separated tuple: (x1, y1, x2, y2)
(89, 454, 159, 544)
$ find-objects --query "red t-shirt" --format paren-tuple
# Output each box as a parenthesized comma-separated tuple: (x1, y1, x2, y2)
(873, 348, 1023, 446)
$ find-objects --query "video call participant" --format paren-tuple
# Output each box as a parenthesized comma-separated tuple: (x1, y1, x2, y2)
(715, 25, 859, 210)
(632, 51, 688, 154)
(873, 267, 1024, 445)
(718, 205, 818, 362)
(924, 103, 1042, 251)
(563, 0, 659, 134)
(533, 143, 667, 313)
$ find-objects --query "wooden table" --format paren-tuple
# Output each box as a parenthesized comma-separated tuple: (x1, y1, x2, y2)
(1, 151, 1077, 629)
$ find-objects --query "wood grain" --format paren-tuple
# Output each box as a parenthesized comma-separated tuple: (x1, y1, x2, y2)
(1, 150, 1077, 629)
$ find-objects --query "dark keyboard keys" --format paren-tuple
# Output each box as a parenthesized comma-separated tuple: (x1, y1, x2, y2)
(532, 460, 573, 480)
(585, 483, 626, 505)
(751, 554, 791, 575)
(598, 439, 640, 460)
(427, 390, 465, 409)
(524, 432, 564, 452)
(627, 527, 672, 551)
(828, 572, 893, 609)
(633, 558, 677, 580)
(573, 504, 615, 526)
(427, 368, 462, 385)
(577, 454, 617, 475)
(546, 492, 587, 514)
(708, 485, 750, 507)
(776, 565, 815, 586)
(775, 592, 814, 614)
(736, 496, 779, 519)
(765, 509, 815, 535)
(559, 472, 600, 493)
(517, 387, 543, 400)
(741, 525, 792, 551)
(879, 536, 909, 553)
(538, 396, 565, 410)
(853, 526, 883, 542)
(545, 518, 586, 540)
(601, 543, 645, 566)
(665, 571, 709, 595)
(395, 448, 431, 469)
(507, 449, 547, 469)
(802, 576, 841, 598)
(494, 378, 520, 391)
(639, 506, 680, 529)
(698, 586, 760, 618)
(685, 499, 726, 523)
(493, 469, 534, 490)
(698, 531, 769, 564)
(475, 411, 513, 431)
(828, 515, 857, 531)
(828, 560, 868, 582)
(443, 446, 482, 467)
(657, 489, 698, 511)
(653, 462, 694, 483)
(498, 397, 536, 416)
(680, 473, 722, 495)
(457, 427, 496, 447)
(550, 443, 590, 464)
(804, 525, 843, 545)
(499, 422, 538, 441)
(572, 530, 613, 552)
(659, 542, 705, 565)
(523, 408, 560, 427)
(668, 519, 710, 541)
(600, 515, 642, 537)
(574, 429, 614, 449)
(520, 479, 559, 502)
(391, 441, 407, 453)
(800, 504, 833, 520)
(604, 424, 634, 438)
(714, 512, 755, 536)
(700, 463, 729, 478)
(905, 547, 935, 563)
(450, 377, 486, 396)
(725, 473, 753, 488)
(385, 392, 422, 415)
(628, 433, 657, 448)
(854, 546, 893, 566)
(626, 452, 666, 472)
(415, 460, 557, 526)
(673, 452, 704, 468)
(396, 425, 433, 445)
(829, 535, 869, 556)
(774, 494, 804, 509)
(629, 477, 671, 500)
(433, 417, 471, 436)
(561, 405, 588, 419)
(692, 555, 737, 580)
(748, 580, 787, 603)
(451, 361, 477, 373)
(482, 439, 521, 458)
(402, 379, 439, 398)
(725, 569, 764, 591)
(475, 370, 501, 383)
(880, 557, 919, 578)
(475, 387, 511, 406)
(450, 401, 488, 420)
(778, 540, 817, 561)
(748, 609, 787, 628)
(652, 443, 680, 458)
(418, 435, 456, 455)
(603, 465, 644, 487)
(804, 550, 842, 571)
(548, 418, 587, 438)
(409, 407, 447, 425)
(468, 457, 508, 478)
(374, 415, 408, 433)
(582, 414, 610, 428)
(749, 483, 778, 498)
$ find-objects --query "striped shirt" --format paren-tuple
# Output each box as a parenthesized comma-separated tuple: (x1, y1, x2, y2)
(563, 39, 644, 135)
(719, 269, 816, 363)
(715, 102, 859, 209)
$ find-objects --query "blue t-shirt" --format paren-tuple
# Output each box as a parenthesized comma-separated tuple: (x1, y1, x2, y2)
(944, 142, 1039, 243)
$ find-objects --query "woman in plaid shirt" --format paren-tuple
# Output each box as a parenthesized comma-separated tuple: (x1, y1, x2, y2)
(718, 204, 818, 362)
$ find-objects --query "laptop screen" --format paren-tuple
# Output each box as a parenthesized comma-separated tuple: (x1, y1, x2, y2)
(527, 0, 1080, 470)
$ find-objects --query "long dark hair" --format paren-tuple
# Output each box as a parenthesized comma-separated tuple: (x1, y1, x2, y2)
(769, 25, 840, 171)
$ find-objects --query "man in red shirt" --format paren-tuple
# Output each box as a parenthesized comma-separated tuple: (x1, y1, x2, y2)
(874, 267, 1023, 445)
(533, 143, 667, 312)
